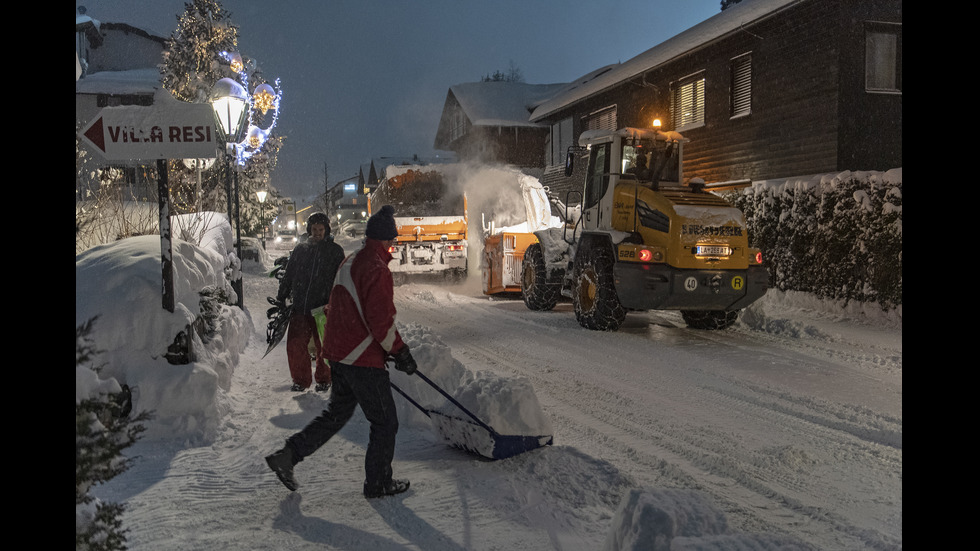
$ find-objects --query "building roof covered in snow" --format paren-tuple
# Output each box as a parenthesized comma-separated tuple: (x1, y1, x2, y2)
(447, 81, 568, 128)
(76, 1, 181, 39)
(529, 0, 799, 122)
(433, 80, 567, 156)
(75, 68, 163, 95)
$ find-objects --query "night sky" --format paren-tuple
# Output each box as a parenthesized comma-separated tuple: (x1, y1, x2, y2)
(77, 0, 722, 203)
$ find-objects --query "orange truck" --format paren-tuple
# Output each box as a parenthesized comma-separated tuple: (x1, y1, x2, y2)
(369, 164, 468, 281)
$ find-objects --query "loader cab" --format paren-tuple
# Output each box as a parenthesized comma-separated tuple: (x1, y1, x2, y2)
(577, 127, 685, 232)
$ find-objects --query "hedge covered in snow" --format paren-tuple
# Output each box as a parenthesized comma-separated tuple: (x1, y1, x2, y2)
(724, 169, 902, 310)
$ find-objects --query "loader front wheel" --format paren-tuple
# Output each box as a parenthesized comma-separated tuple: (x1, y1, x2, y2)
(522, 243, 559, 311)
(573, 245, 625, 331)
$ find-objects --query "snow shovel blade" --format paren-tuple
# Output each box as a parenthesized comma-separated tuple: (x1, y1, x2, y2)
(427, 410, 553, 460)
(393, 370, 553, 460)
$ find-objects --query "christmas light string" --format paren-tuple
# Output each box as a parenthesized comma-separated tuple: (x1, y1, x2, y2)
(219, 50, 283, 167)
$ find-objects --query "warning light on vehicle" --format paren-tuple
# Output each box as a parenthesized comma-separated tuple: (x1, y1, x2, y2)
(638, 249, 653, 262)
(446, 244, 464, 251)
(755, 251, 763, 264)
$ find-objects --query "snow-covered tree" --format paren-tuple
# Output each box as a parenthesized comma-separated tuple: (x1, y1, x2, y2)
(161, 0, 239, 103)
(160, 0, 284, 237)
(76, 318, 150, 550)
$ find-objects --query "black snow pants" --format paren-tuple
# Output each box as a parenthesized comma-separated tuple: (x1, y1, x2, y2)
(286, 362, 399, 488)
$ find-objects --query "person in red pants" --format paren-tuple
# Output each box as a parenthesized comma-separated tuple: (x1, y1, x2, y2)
(275, 212, 345, 392)
(265, 205, 417, 498)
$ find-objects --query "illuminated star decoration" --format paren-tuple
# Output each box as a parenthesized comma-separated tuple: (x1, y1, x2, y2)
(219, 50, 283, 167)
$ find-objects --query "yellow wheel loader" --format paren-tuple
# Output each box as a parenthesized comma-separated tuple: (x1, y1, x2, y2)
(522, 126, 769, 331)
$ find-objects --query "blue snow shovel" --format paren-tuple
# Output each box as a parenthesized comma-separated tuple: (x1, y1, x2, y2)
(390, 369, 553, 460)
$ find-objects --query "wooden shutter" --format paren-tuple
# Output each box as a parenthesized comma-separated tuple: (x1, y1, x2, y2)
(584, 105, 617, 131)
(731, 55, 751, 117)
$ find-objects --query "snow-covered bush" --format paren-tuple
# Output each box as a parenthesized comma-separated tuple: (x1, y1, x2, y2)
(76, 318, 150, 551)
(75, 233, 251, 443)
(726, 169, 902, 309)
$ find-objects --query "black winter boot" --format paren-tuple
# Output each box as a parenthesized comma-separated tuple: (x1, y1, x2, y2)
(265, 447, 298, 491)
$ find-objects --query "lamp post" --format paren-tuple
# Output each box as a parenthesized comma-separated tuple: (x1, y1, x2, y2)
(210, 77, 248, 308)
(256, 188, 269, 249)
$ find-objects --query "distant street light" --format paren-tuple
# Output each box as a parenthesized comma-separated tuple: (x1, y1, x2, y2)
(257, 188, 269, 249)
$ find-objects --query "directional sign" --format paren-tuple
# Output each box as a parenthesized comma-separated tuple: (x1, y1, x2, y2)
(78, 103, 218, 161)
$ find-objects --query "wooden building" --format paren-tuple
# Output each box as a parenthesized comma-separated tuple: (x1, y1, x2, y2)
(524, 0, 901, 190)
(433, 81, 567, 168)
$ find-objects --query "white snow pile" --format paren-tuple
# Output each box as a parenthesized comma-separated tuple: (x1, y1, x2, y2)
(390, 321, 553, 458)
(75, 216, 251, 443)
(603, 488, 815, 551)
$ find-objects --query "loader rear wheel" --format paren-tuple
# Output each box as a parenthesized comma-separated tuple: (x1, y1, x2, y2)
(521, 243, 559, 311)
(681, 310, 739, 330)
(573, 245, 625, 331)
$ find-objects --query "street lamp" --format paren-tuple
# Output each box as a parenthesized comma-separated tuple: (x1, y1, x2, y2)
(211, 78, 248, 144)
(210, 78, 249, 308)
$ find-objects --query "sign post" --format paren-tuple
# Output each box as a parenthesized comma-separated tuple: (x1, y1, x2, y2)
(78, 104, 218, 313)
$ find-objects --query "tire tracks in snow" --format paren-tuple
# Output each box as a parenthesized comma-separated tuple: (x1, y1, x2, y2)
(394, 285, 901, 549)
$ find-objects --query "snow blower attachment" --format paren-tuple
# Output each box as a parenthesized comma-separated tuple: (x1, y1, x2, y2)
(390, 370, 553, 460)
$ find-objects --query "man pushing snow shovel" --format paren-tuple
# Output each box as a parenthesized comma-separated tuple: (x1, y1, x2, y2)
(265, 205, 419, 498)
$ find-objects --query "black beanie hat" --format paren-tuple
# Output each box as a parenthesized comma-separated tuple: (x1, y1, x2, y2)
(366, 205, 398, 240)
(306, 212, 331, 236)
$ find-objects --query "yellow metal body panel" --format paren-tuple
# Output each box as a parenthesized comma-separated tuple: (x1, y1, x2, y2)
(610, 184, 751, 270)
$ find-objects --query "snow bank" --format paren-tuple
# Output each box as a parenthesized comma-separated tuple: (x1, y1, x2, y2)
(604, 488, 728, 550)
(741, 289, 902, 332)
(75, 233, 251, 443)
(603, 488, 815, 551)
(390, 321, 553, 456)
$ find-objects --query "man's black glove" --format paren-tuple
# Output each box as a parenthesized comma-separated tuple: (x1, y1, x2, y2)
(392, 347, 417, 375)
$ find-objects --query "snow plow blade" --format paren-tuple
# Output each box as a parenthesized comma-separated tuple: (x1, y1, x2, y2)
(390, 370, 553, 460)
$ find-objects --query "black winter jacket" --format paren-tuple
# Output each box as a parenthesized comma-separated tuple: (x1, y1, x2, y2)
(277, 236, 346, 313)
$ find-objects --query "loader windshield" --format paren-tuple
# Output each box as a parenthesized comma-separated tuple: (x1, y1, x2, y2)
(621, 139, 680, 186)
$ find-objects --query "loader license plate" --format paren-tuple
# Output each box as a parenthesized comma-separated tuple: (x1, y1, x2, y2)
(695, 245, 731, 256)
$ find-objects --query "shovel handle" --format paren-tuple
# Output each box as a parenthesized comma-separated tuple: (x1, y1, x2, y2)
(413, 370, 497, 435)
(389, 381, 430, 418)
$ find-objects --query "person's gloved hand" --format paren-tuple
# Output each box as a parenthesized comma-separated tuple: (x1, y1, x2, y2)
(392, 346, 417, 375)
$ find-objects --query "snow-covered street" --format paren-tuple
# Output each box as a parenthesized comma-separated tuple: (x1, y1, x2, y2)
(90, 237, 901, 550)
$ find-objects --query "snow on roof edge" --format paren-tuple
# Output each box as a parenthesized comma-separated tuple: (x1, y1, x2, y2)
(529, 0, 799, 122)
(450, 81, 568, 127)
